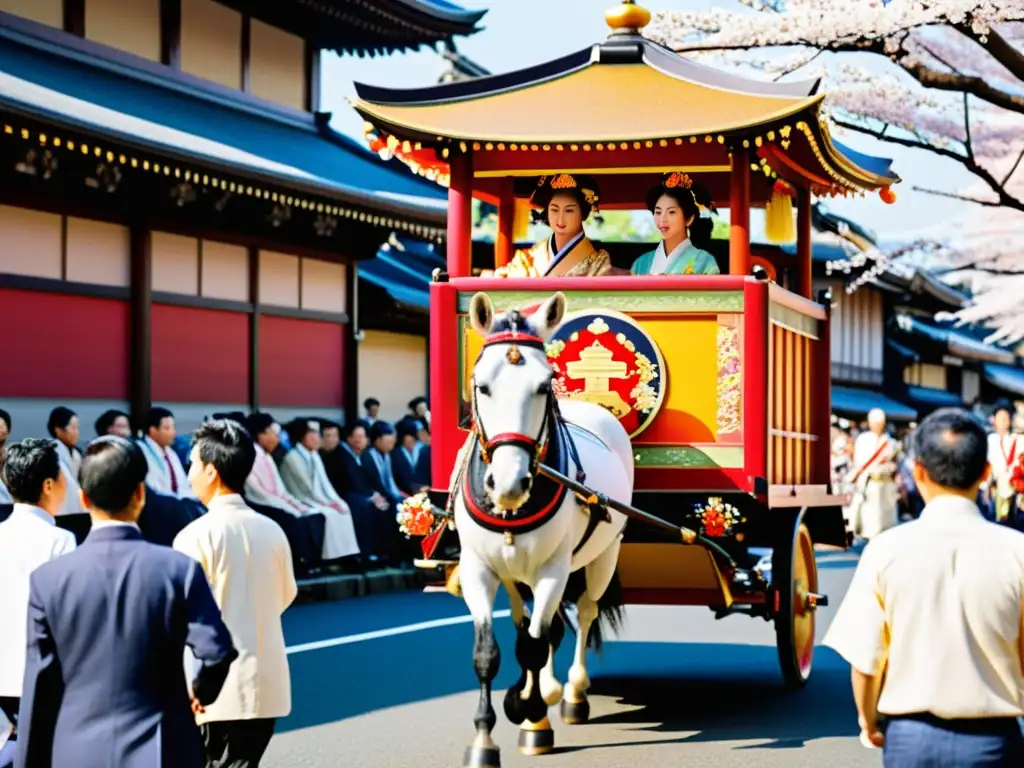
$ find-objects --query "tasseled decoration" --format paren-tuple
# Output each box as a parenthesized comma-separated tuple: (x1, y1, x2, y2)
(512, 198, 533, 242)
(765, 180, 796, 244)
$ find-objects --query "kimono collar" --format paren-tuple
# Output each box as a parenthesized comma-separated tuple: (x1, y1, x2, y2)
(543, 229, 587, 274)
(654, 238, 692, 266)
(340, 442, 361, 464)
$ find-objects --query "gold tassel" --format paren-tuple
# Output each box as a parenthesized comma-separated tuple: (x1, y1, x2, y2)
(512, 198, 533, 242)
(764, 187, 795, 244)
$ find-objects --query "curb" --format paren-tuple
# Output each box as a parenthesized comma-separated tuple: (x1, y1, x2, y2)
(295, 567, 426, 603)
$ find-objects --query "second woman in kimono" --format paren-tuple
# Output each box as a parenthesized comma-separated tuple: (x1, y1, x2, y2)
(492, 173, 612, 277)
(631, 172, 720, 276)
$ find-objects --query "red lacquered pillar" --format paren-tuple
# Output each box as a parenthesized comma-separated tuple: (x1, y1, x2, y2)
(730, 147, 751, 276)
(446, 152, 474, 277)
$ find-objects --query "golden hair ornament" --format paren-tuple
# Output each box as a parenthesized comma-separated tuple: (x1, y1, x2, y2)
(550, 173, 578, 190)
(664, 172, 693, 189)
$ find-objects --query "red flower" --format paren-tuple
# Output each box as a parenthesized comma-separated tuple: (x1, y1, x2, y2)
(702, 510, 727, 537)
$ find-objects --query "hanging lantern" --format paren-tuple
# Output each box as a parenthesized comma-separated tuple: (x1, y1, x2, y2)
(879, 187, 897, 204)
(765, 179, 796, 244)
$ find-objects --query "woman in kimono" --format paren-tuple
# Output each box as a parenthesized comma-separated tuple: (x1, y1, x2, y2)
(492, 173, 612, 277)
(631, 172, 720, 276)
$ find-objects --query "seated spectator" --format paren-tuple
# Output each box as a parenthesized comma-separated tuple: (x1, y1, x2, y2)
(319, 422, 392, 566)
(246, 412, 360, 572)
(357, 398, 383, 432)
(94, 409, 132, 439)
(138, 407, 196, 502)
(366, 422, 404, 505)
(392, 419, 429, 497)
(407, 397, 430, 433)
(47, 406, 85, 517)
(365, 422, 416, 566)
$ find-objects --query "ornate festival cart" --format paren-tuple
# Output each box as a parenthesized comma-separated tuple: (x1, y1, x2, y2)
(352, 1, 899, 689)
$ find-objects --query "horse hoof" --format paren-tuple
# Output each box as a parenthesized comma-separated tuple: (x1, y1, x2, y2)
(464, 745, 501, 767)
(560, 698, 590, 725)
(518, 717, 554, 756)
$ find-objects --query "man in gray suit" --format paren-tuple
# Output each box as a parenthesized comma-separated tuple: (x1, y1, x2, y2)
(15, 437, 237, 768)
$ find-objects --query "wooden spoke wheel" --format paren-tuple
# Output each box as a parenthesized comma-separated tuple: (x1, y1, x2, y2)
(772, 514, 819, 688)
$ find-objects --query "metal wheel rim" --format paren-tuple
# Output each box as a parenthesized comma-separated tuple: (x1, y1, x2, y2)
(791, 524, 816, 679)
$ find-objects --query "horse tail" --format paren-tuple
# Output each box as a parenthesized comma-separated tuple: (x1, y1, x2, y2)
(586, 569, 625, 654)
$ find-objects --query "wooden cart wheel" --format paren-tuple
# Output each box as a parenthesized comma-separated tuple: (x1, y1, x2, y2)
(772, 515, 818, 688)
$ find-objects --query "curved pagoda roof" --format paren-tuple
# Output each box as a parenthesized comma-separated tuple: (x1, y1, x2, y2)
(351, 1, 899, 206)
(216, 0, 486, 56)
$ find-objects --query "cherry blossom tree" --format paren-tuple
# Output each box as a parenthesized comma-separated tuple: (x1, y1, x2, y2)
(645, 0, 1024, 342)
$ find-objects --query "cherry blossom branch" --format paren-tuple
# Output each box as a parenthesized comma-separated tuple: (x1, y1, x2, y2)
(909, 186, 1002, 206)
(957, 25, 1024, 81)
(1002, 148, 1024, 186)
(833, 118, 1024, 212)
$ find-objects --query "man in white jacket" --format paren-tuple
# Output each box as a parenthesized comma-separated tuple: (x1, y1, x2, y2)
(174, 419, 296, 768)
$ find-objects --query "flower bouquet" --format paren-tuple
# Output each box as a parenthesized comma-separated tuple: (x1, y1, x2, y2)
(694, 497, 745, 538)
(396, 492, 439, 538)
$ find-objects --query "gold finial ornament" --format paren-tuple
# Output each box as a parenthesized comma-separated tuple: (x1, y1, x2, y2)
(605, 0, 651, 33)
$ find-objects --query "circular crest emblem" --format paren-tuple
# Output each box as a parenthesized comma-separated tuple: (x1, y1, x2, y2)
(544, 309, 666, 438)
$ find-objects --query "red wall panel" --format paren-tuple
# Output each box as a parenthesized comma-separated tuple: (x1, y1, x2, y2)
(258, 315, 344, 406)
(151, 304, 249, 403)
(0, 288, 128, 399)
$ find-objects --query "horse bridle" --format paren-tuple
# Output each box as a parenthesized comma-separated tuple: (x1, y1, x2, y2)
(470, 327, 554, 476)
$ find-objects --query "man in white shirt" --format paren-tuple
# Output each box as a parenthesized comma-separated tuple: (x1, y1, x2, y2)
(824, 407, 1024, 766)
(174, 419, 297, 768)
(138, 407, 195, 501)
(0, 439, 76, 747)
(985, 401, 1021, 523)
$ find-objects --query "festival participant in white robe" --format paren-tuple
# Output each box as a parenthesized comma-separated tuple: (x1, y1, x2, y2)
(244, 413, 360, 564)
(278, 419, 355, 520)
(985, 401, 1022, 523)
(845, 409, 899, 539)
(47, 407, 85, 517)
(137, 406, 195, 500)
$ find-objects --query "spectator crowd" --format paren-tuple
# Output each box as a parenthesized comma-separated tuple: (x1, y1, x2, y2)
(0, 395, 434, 579)
(0, 395, 434, 768)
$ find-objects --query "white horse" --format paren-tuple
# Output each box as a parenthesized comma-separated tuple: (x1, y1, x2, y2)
(454, 291, 635, 766)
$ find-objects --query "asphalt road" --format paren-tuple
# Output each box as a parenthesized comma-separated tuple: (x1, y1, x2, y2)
(265, 545, 876, 768)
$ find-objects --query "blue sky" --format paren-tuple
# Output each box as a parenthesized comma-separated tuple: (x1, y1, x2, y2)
(320, 0, 975, 243)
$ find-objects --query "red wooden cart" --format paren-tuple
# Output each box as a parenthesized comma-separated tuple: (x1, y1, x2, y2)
(352, 0, 899, 687)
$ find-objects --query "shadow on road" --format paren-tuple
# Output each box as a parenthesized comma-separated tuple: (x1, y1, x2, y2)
(581, 644, 859, 748)
(280, 625, 859, 751)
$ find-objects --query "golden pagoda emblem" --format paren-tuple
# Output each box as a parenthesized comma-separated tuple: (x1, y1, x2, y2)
(545, 309, 667, 439)
(565, 342, 631, 418)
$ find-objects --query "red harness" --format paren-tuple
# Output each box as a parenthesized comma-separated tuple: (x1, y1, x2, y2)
(460, 326, 569, 533)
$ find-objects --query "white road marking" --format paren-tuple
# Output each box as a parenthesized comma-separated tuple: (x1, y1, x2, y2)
(286, 609, 513, 655)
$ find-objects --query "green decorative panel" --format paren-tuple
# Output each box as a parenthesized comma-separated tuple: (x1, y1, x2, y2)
(633, 445, 744, 469)
(456, 290, 744, 314)
(769, 303, 819, 339)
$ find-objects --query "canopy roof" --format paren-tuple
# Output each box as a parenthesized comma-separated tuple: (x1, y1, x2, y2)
(352, 2, 899, 206)
(215, 0, 486, 56)
(0, 14, 447, 244)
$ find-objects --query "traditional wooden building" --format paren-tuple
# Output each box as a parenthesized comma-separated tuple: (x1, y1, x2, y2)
(0, 0, 484, 440)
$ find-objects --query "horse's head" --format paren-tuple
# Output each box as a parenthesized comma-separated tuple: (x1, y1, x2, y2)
(468, 290, 566, 511)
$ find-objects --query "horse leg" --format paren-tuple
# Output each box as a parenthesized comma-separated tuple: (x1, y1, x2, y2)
(539, 614, 565, 706)
(561, 594, 597, 725)
(505, 581, 563, 708)
(562, 537, 622, 726)
(506, 558, 569, 756)
(461, 552, 502, 768)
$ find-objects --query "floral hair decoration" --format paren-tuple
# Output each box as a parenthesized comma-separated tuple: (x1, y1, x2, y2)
(535, 173, 600, 207)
